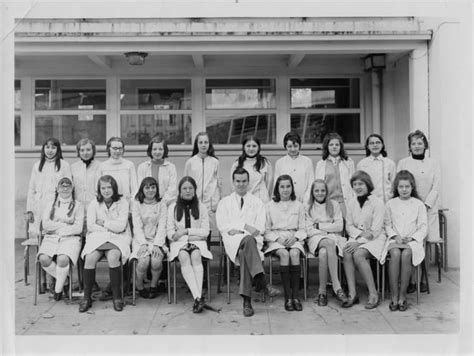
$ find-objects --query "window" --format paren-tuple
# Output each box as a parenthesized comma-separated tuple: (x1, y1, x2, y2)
(290, 78, 361, 144)
(205, 79, 276, 144)
(34, 79, 107, 145)
(120, 79, 192, 145)
(15, 80, 21, 146)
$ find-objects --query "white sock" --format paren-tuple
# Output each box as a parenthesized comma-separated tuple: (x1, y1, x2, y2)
(181, 265, 199, 300)
(42, 262, 57, 278)
(55, 264, 69, 293)
(193, 264, 204, 297)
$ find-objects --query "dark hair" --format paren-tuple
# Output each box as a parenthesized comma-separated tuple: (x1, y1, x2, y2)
(408, 129, 429, 153)
(321, 133, 348, 160)
(96, 175, 122, 203)
(283, 132, 302, 149)
(191, 132, 217, 158)
(135, 177, 161, 204)
(350, 170, 374, 194)
(76, 138, 96, 158)
(49, 177, 76, 220)
(272, 175, 296, 202)
(175, 176, 200, 221)
(308, 179, 334, 220)
(39, 138, 63, 172)
(392, 170, 420, 200)
(364, 134, 387, 157)
(232, 166, 250, 181)
(147, 135, 169, 159)
(106, 137, 125, 157)
(237, 136, 269, 173)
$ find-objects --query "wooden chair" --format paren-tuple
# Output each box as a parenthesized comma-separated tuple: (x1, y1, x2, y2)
(21, 220, 39, 285)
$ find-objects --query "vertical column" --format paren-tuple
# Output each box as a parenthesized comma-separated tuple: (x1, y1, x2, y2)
(276, 75, 290, 144)
(408, 44, 429, 136)
(371, 71, 381, 134)
(107, 77, 119, 138)
(191, 75, 205, 138)
(21, 77, 34, 147)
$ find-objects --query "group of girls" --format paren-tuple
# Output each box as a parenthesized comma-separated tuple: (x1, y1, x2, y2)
(27, 128, 439, 314)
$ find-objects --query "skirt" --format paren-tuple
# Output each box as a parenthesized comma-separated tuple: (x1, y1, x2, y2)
(81, 231, 131, 264)
(37, 235, 82, 265)
(168, 238, 212, 262)
(307, 233, 346, 257)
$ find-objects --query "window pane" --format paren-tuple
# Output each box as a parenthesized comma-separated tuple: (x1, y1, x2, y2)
(290, 78, 360, 109)
(120, 114, 192, 145)
(290, 113, 360, 144)
(120, 79, 191, 110)
(206, 79, 276, 109)
(15, 114, 20, 146)
(206, 114, 276, 144)
(35, 114, 106, 145)
(35, 80, 106, 110)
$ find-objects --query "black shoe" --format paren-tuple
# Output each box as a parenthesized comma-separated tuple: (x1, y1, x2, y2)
(335, 289, 348, 304)
(53, 292, 63, 301)
(198, 297, 206, 313)
(342, 294, 359, 308)
(78, 299, 92, 313)
(148, 287, 159, 299)
(398, 300, 408, 312)
(284, 299, 294, 311)
(316, 293, 328, 306)
(243, 300, 254, 317)
(157, 282, 167, 293)
(389, 301, 399, 311)
(193, 298, 203, 313)
(407, 283, 416, 294)
(137, 288, 149, 299)
(420, 283, 428, 293)
(292, 298, 303, 311)
(113, 299, 124, 312)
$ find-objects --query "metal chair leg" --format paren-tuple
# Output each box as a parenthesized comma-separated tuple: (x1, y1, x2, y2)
(303, 256, 307, 301)
(34, 260, 40, 305)
(226, 256, 231, 304)
(132, 259, 137, 306)
(173, 260, 177, 304)
(68, 263, 73, 301)
(120, 260, 124, 303)
(167, 259, 171, 304)
(269, 255, 273, 302)
(381, 264, 386, 301)
(416, 264, 421, 304)
(207, 260, 211, 302)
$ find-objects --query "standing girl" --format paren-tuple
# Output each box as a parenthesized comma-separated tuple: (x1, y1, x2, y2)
(38, 177, 83, 301)
(264, 175, 306, 311)
(26, 137, 71, 236)
(305, 179, 348, 306)
(231, 136, 273, 203)
(167, 176, 212, 313)
(381, 170, 427, 311)
(131, 177, 168, 299)
(357, 134, 396, 203)
(314, 133, 354, 217)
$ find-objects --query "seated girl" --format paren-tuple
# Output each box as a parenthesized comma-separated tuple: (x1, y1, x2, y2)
(167, 176, 212, 313)
(381, 170, 427, 312)
(79, 175, 131, 313)
(131, 177, 168, 299)
(305, 179, 348, 306)
(264, 175, 306, 312)
(38, 177, 83, 301)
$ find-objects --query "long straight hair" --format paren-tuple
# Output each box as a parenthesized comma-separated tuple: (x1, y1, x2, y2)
(39, 137, 63, 172)
(308, 179, 334, 220)
(175, 176, 200, 222)
(191, 132, 217, 158)
(272, 175, 296, 202)
(321, 132, 348, 161)
(392, 170, 421, 200)
(237, 136, 269, 173)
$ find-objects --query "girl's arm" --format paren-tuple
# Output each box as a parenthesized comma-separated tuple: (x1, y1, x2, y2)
(103, 199, 129, 233)
(57, 202, 84, 236)
(188, 203, 210, 241)
(166, 203, 177, 242)
(131, 200, 147, 246)
(411, 202, 428, 242)
(345, 202, 362, 239)
(153, 202, 168, 247)
(42, 201, 68, 233)
(367, 198, 385, 239)
(383, 203, 398, 238)
(87, 201, 107, 233)
(318, 201, 344, 233)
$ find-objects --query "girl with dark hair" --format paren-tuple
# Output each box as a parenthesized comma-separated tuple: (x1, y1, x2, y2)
(38, 177, 83, 301)
(231, 136, 273, 203)
(167, 176, 212, 313)
(264, 175, 306, 311)
(131, 177, 167, 299)
(342, 171, 386, 309)
(305, 179, 348, 306)
(26, 137, 71, 237)
(314, 133, 354, 217)
(274, 132, 314, 203)
(357, 134, 396, 203)
(137, 136, 178, 207)
(79, 175, 131, 313)
(381, 170, 427, 312)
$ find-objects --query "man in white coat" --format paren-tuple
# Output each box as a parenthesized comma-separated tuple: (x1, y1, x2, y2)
(216, 167, 280, 317)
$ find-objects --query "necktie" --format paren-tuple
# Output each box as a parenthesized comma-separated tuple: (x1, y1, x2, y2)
(240, 197, 244, 209)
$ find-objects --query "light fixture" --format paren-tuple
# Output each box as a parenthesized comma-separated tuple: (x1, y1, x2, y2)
(124, 52, 148, 66)
(364, 54, 386, 72)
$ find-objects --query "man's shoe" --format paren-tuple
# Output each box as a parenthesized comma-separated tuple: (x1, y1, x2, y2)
(113, 299, 124, 312)
(243, 300, 254, 317)
(264, 284, 281, 298)
(335, 289, 348, 304)
(292, 298, 303, 311)
(406, 283, 416, 294)
(78, 299, 92, 313)
(420, 283, 428, 293)
(284, 299, 294, 311)
(317, 293, 328, 306)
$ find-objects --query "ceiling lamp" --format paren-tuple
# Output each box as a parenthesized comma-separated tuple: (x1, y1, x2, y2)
(364, 54, 386, 72)
(124, 52, 148, 66)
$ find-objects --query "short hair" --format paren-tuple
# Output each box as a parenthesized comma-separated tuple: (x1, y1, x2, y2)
(392, 170, 420, 200)
(321, 132, 348, 160)
(147, 135, 169, 159)
(76, 138, 96, 158)
(39, 137, 63, 172)
(106, 137, 125, 157)
(350, 170, 374, 194)
(96, 175, 122, 203)
(283, 132, 302, 149)
(408, 129, 429, 152)
(364, 134, 387, 157)
(272, 174, 296, 202)
(232, 166, 249, 181)
(135, 177, 161, 204)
